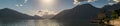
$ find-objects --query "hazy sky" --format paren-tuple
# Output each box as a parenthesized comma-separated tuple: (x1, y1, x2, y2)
(0, 0, 118, 16)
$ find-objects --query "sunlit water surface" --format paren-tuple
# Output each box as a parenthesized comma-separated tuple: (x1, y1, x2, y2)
(0, 19, 62, 26)
(0, 18, 120, 26)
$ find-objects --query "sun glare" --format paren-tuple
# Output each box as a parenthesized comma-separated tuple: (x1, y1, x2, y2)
(41, 0, 55, 3)
(39, 0, 57, 6)
(37, 0, 58, 17)
(38, 0, 58, 7)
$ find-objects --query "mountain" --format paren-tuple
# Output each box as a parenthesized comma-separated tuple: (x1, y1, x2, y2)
(33, 15, 43, 19)
(0, 8, 41, 20)
(101, 2, 120, 18)
(97, 2, 120, 26)
(52, 4, 100, 26)
(102, 2, 120, 12)
(51, 2, 120, 26)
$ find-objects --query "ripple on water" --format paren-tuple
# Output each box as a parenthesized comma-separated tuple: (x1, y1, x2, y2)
(37, 19, 62, 26)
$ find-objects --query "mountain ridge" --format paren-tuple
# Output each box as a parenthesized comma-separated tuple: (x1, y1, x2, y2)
(52, 2, 120, 26)
(0, 8, 42, 20)
(52, 3, 100, 26)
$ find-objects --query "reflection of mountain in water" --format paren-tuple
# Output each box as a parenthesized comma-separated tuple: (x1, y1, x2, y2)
(0, 8, 42, 21)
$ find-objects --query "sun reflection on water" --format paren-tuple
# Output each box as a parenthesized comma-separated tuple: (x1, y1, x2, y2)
(37, 19, 62, 26)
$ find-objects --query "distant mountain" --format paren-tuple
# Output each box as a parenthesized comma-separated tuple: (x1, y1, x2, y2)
(52, 4, 100, 26)
(102, 2, 120, 11)
(0, 8, 41, 20)
(33, 15, 43, 20)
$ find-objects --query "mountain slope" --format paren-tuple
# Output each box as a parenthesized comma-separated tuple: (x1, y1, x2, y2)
(52, 4, 100, 26)
(0, 8, 41, 20)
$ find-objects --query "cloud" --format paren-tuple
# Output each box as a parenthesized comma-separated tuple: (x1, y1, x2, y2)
(108, 3, 114, 5)
(113, 0, 120, 3)
(108, 0, 120, 4)
(36, 9, 58, 17)
(15, 0, 28, 7)
(24, 0, 28, 3)
(73, 0, 97, 5)
(88, 0, 96, 2)
(73, 0, 120, 5)
(15, 4, 23, 7)
(74, 0, 81, 5)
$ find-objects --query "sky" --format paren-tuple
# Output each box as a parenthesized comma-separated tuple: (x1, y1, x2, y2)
(0, 0, 119, 17)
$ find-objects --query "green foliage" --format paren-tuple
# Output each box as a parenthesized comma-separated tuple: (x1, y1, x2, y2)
(111, 9, 120, 20)
(98, 9, 120, 26)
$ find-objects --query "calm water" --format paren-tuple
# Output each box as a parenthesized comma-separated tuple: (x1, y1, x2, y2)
(0, 19, 119, 26)
(0, 19, 62, 26)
